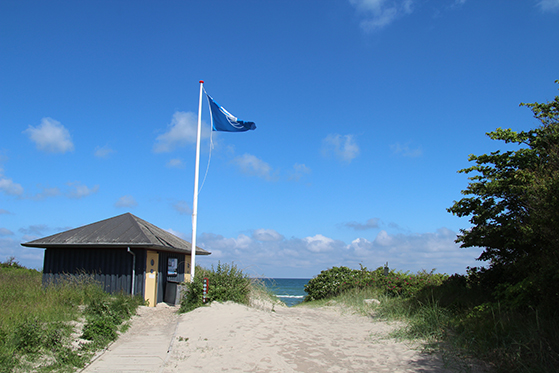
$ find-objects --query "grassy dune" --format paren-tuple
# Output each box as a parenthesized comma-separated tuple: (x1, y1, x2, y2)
(0, 259, 143, 372)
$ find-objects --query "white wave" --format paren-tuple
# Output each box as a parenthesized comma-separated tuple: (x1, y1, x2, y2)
(277, 295, 304, 299)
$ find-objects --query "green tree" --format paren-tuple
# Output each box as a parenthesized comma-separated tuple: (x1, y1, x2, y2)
(448, 81, 559, 309)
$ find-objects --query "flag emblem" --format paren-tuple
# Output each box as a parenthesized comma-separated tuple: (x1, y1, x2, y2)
(206, 94, 256, 132)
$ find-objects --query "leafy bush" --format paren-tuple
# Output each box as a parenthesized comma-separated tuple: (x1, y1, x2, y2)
(180, 262, 251, 312)
(0, 257, 26, 269)
(81, 317, 118, 345)
(13, 319, 66, 354)
(371, 268, 447, 298)
(303, 265, 448, 301)
(303, 266, 362, 301)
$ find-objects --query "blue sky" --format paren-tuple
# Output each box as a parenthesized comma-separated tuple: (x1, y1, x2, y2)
(1, 0, 558, 278)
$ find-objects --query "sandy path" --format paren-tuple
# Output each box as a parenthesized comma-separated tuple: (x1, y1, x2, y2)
(82, 301, 484, 373)
(163, 302, 454, 373)
(82, 303, 180, 373)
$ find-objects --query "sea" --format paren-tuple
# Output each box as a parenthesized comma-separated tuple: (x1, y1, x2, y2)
(260, 278, 311, 307)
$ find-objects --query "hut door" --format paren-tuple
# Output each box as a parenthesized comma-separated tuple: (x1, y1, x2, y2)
(145, 250, 159, 307)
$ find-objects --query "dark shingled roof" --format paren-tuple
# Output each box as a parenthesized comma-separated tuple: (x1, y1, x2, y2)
(21, 213, 210, 255)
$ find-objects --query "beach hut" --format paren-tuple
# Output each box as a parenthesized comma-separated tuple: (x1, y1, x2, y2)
(21, 213, 210, 306)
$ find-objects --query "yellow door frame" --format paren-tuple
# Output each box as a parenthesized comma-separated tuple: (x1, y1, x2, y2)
(145, 250, 159, 307)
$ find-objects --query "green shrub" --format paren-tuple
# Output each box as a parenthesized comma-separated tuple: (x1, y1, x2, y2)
(81, 292, 143, 347)
(303, 265, 448, 302)
(303, 266, 362, 301)
(81, 317, 118, 345)
(0, 257, 26, 269)
(12, 319, 66, 355)
(53, 346, 88, 369)
(180, 262, 251, 312)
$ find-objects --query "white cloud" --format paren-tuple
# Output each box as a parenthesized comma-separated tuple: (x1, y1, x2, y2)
(0, 163, 24, 196)
(235, 234, 253, 250)
(66, 182, 99, 199)
(304, 234, 342, 253)
(321, 134, 360, 163)
(23, 118, 74, 154)
(345, 218, 380, 230)
(0, 159, 97, 200)
(166, 158, 185, 169)
(166, 228, 188, 240)
(352, 228, 485, 274)
(349, 0, 414, 32)
(0, 228, 14, 236)
(537, 0, 559, 12)
(32, 186, 60, 200)
(390, 142, 422, 157)
(94, 145, 115, 159)
(347, 237, 374, 256)
(200, 233, 240, 252)
(202, 232, 346, 255)
(232, 153, 277, 181)
(374, 230, 393, 246)
(0, 174, 24, 196)
(196, 231, 343, 276)
(289, 163, 311, 182)
(19, 224, 49, 236)
(2, 180, 98, 201)
(115, 195, 137, 208)
(253, 229, 284, 242)
(154, 111, 209, 153)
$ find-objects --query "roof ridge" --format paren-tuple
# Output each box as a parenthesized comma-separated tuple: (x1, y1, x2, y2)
(125, 213, 153, 243)
(129, 214, 181, 249)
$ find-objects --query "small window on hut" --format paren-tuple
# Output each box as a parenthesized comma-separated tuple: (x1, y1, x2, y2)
(168, 258, 178, 276)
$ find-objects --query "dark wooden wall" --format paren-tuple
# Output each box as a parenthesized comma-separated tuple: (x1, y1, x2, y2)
(42, 247, 146, 296)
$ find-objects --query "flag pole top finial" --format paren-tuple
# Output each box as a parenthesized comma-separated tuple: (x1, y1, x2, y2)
(199, 80, 204, 83)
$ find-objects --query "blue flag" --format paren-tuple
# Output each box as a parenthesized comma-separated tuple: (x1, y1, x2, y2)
(206, 94, 256, 132)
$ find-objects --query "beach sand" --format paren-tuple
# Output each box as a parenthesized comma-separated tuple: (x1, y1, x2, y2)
(83, 301, 486, 373)
(165, 302, 456, 373)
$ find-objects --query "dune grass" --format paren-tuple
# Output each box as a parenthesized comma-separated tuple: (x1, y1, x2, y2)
(247, 278, 285, 311)
(0, 259, 143, 372)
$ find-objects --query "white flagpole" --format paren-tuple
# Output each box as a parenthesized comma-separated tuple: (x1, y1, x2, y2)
(190, 80, 204, 282)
